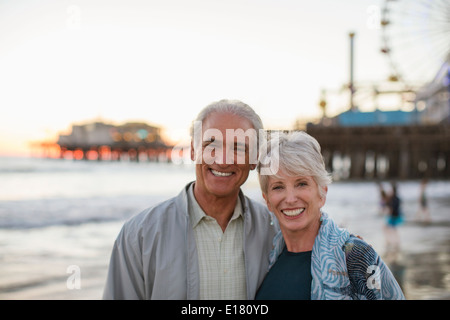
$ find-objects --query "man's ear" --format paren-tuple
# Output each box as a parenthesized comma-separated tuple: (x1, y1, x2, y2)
(190, 140, 195, 162)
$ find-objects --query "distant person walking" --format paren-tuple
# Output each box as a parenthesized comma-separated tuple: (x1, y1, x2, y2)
(377, 182, 389, 216)
(416, 178, 431, 224)
(384, 182, 403, 252)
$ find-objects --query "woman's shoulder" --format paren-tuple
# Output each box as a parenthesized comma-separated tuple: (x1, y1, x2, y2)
(344, 234, 373, 248)
(343, 235, 379, 266)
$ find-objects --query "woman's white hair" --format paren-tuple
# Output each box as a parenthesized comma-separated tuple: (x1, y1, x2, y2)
(257, 131, 332, 198)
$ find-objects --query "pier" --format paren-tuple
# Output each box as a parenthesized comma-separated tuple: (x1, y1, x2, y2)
(306, 123, 450, 180)
(56, 121, 172, 162)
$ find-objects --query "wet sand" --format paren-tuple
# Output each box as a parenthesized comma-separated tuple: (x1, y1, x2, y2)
(386, 224, 450, 299)
(374, 196, 450, 299)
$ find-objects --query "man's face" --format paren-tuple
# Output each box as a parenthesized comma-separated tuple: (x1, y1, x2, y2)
(191, 112, 257, 200)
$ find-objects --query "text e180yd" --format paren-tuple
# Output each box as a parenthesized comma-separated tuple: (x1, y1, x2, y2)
(225, 304, 268, 315)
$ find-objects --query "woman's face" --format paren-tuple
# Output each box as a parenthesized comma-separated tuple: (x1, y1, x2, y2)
(263, 170, 327, 236)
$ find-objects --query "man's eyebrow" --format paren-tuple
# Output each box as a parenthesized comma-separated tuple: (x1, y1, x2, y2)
(203, 136, 216, 142)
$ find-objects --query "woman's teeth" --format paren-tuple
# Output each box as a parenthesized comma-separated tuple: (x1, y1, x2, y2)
(211, 169, 232, 177)
(282, 208, 305, 217)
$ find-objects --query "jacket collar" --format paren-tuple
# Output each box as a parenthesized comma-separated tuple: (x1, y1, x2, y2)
(187, 182, 243, 228)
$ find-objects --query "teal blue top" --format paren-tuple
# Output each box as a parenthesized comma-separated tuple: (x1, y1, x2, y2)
(255, 246, 312, 300)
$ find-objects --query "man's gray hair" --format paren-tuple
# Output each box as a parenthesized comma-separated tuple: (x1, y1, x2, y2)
(257, 131, 332, 198)
(190, 99, 264, 141)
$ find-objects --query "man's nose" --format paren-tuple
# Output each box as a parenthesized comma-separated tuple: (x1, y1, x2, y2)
(215, 145, 234, 165)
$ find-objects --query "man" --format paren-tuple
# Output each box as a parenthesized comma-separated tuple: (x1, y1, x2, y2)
(103, 99, 278, 299)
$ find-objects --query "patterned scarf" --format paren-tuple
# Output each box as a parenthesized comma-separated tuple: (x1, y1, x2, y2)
(268, 211, 352, 299)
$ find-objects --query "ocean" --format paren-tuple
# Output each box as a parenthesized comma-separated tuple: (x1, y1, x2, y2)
(0, 156, 449, 299)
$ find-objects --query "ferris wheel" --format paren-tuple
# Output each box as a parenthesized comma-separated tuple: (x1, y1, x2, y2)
(380, 0, 450, 88)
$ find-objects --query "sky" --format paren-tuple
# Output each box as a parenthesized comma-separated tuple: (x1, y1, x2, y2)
(0, 0, 413, 156)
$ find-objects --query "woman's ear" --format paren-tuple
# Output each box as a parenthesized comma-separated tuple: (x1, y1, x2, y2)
(319, 186, 328, 207)
(262, 192, 273, 212)
(262, 192, 268, 203)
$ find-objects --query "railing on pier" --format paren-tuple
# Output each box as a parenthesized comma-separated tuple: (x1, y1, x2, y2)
(306, 124, 450, 180)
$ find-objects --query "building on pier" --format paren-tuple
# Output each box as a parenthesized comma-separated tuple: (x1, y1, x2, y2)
(57, 121, 171, 161)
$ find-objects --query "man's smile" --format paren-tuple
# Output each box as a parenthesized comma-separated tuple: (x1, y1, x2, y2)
(210, 169, 233, 177)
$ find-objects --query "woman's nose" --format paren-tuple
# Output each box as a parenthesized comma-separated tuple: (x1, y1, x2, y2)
(284, 187, 298, 204)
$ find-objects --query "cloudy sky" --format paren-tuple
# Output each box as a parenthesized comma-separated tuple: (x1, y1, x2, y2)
(0, 0, 398, 155)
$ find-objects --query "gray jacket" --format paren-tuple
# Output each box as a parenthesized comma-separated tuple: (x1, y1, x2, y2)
(103, 182, 277, 299)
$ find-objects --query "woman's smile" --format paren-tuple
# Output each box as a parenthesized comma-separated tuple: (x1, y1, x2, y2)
(281, 207, 305, 218)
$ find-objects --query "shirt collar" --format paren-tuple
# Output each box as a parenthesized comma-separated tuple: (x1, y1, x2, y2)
(188, 183, 243, 228)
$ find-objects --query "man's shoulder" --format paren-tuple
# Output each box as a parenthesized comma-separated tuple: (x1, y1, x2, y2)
(122, 186, 189, 233)
(133, 196, 178, 221)
(241, 192, 278, 230)
(241, 193, 270, 214)
(345, 235, 374, 250)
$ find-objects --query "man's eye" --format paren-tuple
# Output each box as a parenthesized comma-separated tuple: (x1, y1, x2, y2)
(204, 141, 220, 149)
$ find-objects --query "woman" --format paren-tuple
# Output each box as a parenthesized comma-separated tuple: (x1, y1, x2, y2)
(255, 131, 404, 300)
(384, 182, 404, 252)
(416, 178, 431, 223)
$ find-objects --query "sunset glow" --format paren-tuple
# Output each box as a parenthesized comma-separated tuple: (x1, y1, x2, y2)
(0, 0, 390, 157)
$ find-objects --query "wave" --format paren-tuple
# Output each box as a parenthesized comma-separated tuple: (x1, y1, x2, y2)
(0, 156, 163, 174)
(0, 194, 168, 229)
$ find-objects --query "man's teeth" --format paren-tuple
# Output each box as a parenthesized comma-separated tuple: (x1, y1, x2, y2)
(282, 208, 305, 216)
(211, 169, 232, 177)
